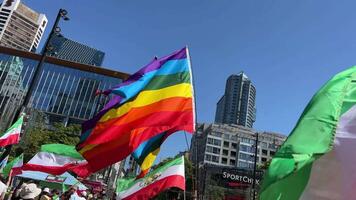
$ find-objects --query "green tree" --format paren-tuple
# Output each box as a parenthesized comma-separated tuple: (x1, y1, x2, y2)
(205, 179, 225, 200)
(12, 122, 80, 161)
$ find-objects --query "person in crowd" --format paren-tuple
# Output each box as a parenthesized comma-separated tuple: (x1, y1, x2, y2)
(86, 193, 93, 200)
(51, 189, 61, 200)
(11, 181, 26, 200)
(0, 174, 8, 199)
(39, 187, 51, 200)
(17, 183, 42, 200)
(78, 191, 87, 200)
(68, 186, 81, 200)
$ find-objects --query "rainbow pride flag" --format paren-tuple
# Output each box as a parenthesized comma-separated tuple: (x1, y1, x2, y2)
(77, 47, 195, 172)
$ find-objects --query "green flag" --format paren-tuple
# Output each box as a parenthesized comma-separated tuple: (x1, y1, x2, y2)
(259, 66, 356, 199)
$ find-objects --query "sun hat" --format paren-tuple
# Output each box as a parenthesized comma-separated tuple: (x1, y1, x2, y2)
(19, 183, 42, 199)
(43, 188, 50, 193)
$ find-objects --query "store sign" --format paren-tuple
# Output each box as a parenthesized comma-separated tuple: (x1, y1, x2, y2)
(222, 171, 260, 185)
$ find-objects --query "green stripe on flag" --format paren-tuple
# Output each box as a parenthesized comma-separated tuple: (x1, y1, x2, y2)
(117, 156, 184, 192)
(41, 144, 83, 160)
(260, 66, 356, 199)
(144, 72, 191, 91)
(3, 154, 23, 177)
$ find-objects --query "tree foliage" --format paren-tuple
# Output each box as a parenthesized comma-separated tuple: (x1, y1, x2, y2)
(12, 121, 80, 162)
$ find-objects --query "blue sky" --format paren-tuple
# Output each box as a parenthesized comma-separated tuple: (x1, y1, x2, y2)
(27, 0, 356, 159)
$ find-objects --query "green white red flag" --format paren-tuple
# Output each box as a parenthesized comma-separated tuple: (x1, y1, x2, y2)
(22, 144, 92, 177)
(3, 154, 23, 177)
(116, 156, 185, 200)
(0, 116, 23, 147)
(260, 66, 356, 199)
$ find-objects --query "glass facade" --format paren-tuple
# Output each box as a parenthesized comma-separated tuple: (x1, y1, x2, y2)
(47, 34, 105, 66)
(0, 47, 127, 131)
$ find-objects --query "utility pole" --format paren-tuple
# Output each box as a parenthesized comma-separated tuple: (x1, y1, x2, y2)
(252, 133, 259, 200)
(0, 9, 70, 162)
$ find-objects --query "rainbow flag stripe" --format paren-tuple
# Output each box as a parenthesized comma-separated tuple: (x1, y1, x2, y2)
(132, 132, 168, 178)
(77, 47, 195, 172)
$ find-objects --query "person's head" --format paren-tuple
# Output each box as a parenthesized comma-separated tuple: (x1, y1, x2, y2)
(69, 185, 78, 193)
(19, 183, 42, 200)
(42, 187, 50, 195)
(52, 189, 60, 196)
(81, 191, 87, 197)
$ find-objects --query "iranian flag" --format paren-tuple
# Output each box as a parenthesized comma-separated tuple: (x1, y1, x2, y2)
(22, 144, 92, 177)
(259, 66, 356, 200)
(116, 156, 185, 200)
(0, 116, 23, 147)
(3, 154, 23, 177)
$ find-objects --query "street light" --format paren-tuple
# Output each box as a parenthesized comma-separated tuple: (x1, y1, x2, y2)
(0, 8, 70, 163)
(21, 8, 69, 108)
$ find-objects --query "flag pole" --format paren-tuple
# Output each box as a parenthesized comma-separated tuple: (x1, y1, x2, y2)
(185, 46, 199, 200)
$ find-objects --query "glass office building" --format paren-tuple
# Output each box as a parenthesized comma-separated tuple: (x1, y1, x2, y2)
(47, 34, 105, 66)
(0, 46, 129, 131)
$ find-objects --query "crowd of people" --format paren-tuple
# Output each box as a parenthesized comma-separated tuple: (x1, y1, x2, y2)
(0, 175, 110, 200)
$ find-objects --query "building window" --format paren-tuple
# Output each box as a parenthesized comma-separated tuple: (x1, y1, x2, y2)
(230, 159, 236, 166)
(262, 157, 267, 162)
(239, 152, 253, 162)
(223, 141, 229, 148)
(212, 155, 219, 163)
(222, 157, 227, 164)
(207, 138, 213, 145)
(231, 142, 237, 149)
(214, 139, 221, 146)
(206, 146, 213, 153)
(231, 151, 237, 157)
(223, 149, 228, 156)
(238, 161, 248, 168)
(262, 149, 268, 155)
(213, 147, 220, 154)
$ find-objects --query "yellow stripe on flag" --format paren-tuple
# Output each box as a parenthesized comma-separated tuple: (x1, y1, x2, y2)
(99, 83, 193, 122)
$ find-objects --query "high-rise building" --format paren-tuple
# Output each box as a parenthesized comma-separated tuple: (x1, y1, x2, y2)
(215, 72, 256, 128)
(0, 46, 129, 131)
(190, 123, 286, 199)
(191, 123, 286, 169)
(47, 34, 105, 66)
(0, 0, 47, 52)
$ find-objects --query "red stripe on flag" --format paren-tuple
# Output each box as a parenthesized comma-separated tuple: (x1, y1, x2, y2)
(79, 110, 193, 148)
(81, 112, 193, 171)
(122, 175, 185, 200)
(0, 133, 19, 147)
(22, 162, 87, 176)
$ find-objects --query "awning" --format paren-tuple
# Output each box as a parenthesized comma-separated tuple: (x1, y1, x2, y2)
(16, 171, 87, 190)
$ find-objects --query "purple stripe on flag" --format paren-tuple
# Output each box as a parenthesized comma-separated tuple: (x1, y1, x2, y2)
(103, 47, 187, 94)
